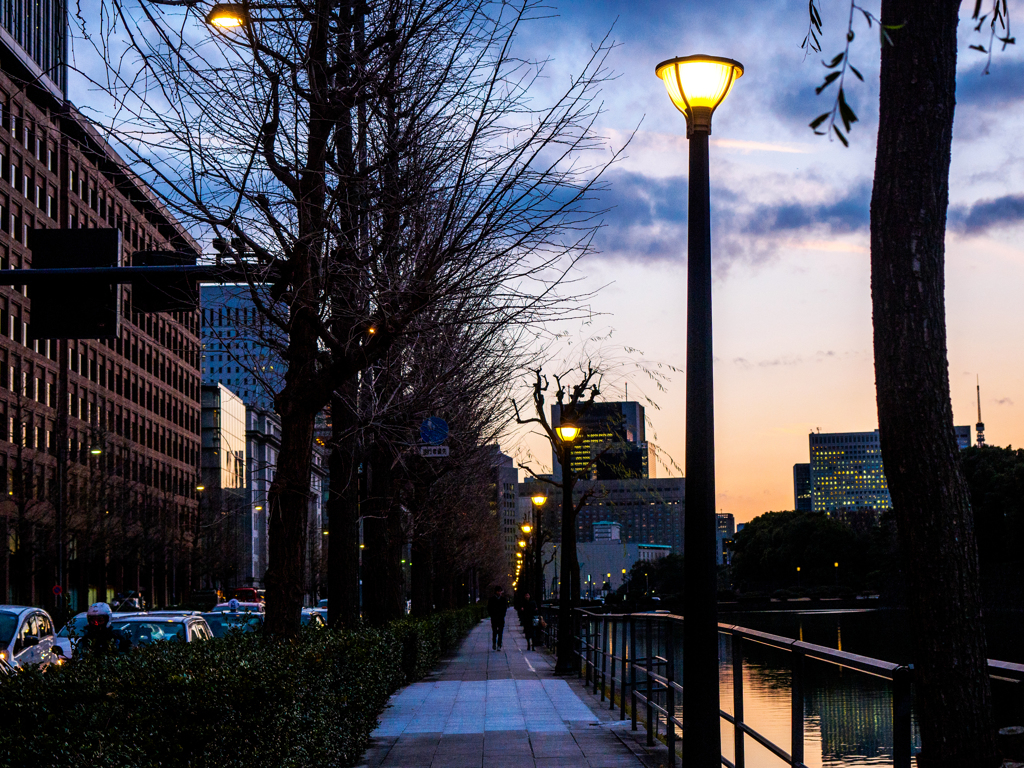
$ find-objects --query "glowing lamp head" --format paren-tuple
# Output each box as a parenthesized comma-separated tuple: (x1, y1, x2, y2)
(206, 3, 248, 28)
(518, 540, 527, 548)
(555, 424, 580, 443)
(195, 484, 206, 492)
(655, 55, 744, 135)
(90, 448, 102, 455)
(531, 493, 547, 506)
(521, 523, 533, 534)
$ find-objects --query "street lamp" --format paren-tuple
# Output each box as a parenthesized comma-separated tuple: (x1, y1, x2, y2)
(521, 522, 533, 535)
(530, 492, 547, 600)
(555, 424, 580, 443)
(206, 3, 249, 28)
(656, 52, 743, 768)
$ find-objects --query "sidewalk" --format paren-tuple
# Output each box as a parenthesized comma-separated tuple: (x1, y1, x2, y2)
(358, 619, 672, 768)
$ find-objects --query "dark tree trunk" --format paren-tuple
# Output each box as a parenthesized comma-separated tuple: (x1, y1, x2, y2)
(263, 408, 316, 635)
(327, 379, 361, 627)
(410, 533, 433, 617)
(872, 3, 997, 765)
(361, 445, 402, 626)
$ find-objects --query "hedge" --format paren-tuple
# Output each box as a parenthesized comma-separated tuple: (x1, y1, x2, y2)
(0, 605, 485, 768)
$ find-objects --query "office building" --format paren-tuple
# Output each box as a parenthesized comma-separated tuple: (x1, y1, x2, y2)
(522, 476, 684, 552)
(489, 446, 519, 579)
(808, 426, 974, 521)
(246, 405, 327, 600)
(0, 21, 202, 609)
(542, 525, 671, 598)
(551, 401, 653, 480)
(200, 284, 284, 411)
(716, 512, 735, 566)
(793, 463, 812, 511)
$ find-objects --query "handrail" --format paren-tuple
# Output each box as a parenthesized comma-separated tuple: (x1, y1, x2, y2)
(566, 608, 1024, 768)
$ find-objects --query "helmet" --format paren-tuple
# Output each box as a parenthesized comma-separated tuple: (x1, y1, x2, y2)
(87, 602, 112, 627)
(227, 598, 240, 611)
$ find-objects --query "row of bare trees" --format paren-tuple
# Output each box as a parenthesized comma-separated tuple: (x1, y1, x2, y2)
(76, 0, 620, 632)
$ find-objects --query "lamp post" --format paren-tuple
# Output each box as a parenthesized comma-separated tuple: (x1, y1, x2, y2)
(655, 53, 743, 768)
(531, 493, 547, 600)
(553, 422, 580, 674)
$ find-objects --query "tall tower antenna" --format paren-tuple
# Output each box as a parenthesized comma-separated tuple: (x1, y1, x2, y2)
(976, 376, 986, 448)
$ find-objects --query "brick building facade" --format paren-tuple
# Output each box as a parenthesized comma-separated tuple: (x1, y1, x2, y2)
(0, 36, 202, 611)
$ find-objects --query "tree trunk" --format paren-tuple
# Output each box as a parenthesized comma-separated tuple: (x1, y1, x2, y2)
(872, 3, 997, 765)
(263, 408, 316, 636)
(327, 378, 361, 627)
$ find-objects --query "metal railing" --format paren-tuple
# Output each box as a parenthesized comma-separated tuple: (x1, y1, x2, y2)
(556, 609, 1024, 768)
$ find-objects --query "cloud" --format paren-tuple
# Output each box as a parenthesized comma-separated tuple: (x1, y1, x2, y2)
(950, 194, 1024, 234)
(996, 397, 1014, 406)
(955, 58, 1024, 110)
(732, 350, 836, 369)
(741, 183, 870, 235)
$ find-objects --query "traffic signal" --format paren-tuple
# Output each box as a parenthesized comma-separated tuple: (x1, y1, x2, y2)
(132, 250, 199, 313)
(27, 228, 122, 340)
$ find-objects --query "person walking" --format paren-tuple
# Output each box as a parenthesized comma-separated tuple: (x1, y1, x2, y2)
(487, 586, 509, 651)
(521, 592, 539, 651)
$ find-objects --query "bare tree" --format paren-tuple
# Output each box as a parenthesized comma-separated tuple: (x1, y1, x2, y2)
(74, 0, 620, 633)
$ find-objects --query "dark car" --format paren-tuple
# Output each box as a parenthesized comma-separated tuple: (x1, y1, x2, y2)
(109, 615, 214, 646)
(201, 611, 265, 638)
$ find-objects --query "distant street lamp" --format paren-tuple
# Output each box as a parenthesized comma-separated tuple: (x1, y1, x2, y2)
(655, 52, 743, 768)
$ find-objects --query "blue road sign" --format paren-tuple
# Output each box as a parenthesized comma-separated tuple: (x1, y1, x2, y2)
(420, 417, 449, 445)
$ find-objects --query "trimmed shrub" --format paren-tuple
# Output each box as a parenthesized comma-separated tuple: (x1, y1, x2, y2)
(0, 608, 483, 768)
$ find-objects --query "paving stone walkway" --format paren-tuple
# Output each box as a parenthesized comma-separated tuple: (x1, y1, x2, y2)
(358, 618, 670, 768)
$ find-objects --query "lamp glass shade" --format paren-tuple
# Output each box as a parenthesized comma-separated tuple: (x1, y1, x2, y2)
(531, 494, 547, 506)
(518, 540, 527, 548)
(556, 425, 581, 443)
(655, 55, 743, 133)
(196, 485, 206, 491)
(521, 523, 533, 534)
(206, 3, 248, 27)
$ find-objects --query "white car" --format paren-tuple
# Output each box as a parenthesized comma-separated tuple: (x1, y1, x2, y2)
(54, 610, 145, 658)
(0, 605, 59, 668)
(109, 615, 214, 646)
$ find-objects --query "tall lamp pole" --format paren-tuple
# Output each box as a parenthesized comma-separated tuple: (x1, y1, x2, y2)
(530, 493, 547, 599)
(655, 54, 743, 768)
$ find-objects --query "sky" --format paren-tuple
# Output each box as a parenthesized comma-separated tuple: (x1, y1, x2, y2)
(505, 0, 1024, 523)
(65, 0, 1024, 525)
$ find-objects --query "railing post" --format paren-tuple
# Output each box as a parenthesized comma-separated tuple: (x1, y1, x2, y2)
(791, 650, 805, 767)
(610, 617, 617, 711)
(666, 620, 676, 766)
(646, 616, 655, 746)
(585, 614, 593, 684)
(732, 632, 745, 768)
(630, 616, 638, 731)
(892, 666, 912, 768)
(598, 616, 606, 698)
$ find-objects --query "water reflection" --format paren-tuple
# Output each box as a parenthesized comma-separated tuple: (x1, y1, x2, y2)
(607, 609, 1020, 767)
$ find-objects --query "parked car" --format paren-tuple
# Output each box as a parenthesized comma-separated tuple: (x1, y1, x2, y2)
(202, 611, 265, 638)
(54, 610, 145, 658)
(301, 608, 326, 629)
(109, 615, 214, 646)
(211, 601, 263, 613)
(0, 606, 59, 668)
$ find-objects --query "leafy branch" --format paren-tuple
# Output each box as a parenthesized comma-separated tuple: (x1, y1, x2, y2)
(807, 0, 1014, 147)
(970, 0, 1015, 75)
(805, 0, 897, 147)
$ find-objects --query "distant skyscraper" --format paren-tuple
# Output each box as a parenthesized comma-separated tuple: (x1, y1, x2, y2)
(808, 425, 972, 520)
(551, 401, 653, 480)
(716, 513, 735, 565)
(200, 284, 285, 410)
(810, 430, 891, 516)
(793, 463, 812, 511)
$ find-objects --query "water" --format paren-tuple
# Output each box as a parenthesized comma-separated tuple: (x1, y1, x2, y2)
(589, 609, 1024, 768)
